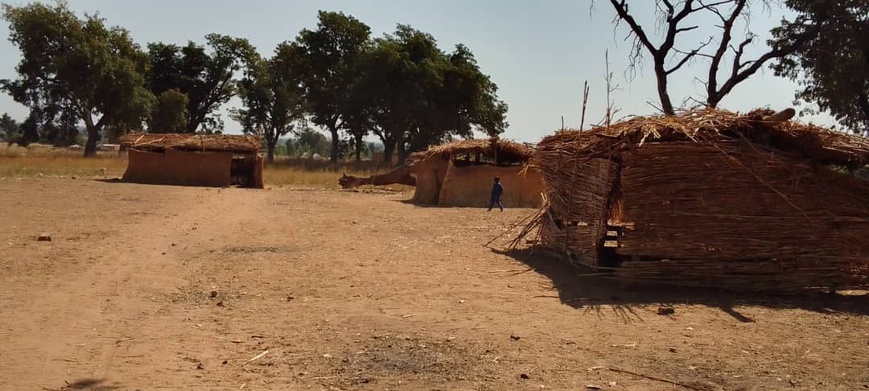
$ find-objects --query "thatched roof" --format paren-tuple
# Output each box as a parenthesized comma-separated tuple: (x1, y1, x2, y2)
(423, 138, 534, 164)
(537, 108, 869, 169)
(119, 133, 262, 153)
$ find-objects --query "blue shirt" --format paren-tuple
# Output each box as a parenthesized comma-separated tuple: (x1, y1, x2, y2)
(492, 182, 504, 197)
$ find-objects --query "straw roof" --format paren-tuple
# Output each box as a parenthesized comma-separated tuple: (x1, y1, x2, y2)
(423, 138, 534, 164)
(119, 133, 262, 153)
(538, 108, 869, 169)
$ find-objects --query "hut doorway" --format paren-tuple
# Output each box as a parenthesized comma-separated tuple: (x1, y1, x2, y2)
(230, 154, 256, 187)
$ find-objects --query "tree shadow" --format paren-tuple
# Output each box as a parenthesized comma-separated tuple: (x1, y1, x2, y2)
(57, 378, 119, 391)
(495, 248, 869, 323)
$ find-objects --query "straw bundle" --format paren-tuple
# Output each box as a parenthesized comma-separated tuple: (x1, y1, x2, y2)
(526, 108, 869, 292)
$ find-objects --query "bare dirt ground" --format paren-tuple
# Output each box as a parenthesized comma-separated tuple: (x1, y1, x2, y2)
(0, 178, 867, 391)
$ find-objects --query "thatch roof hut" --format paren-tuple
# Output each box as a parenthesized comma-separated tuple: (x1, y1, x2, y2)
(402, 138, 543, 208)
(339, 138, 545, 208)
(119, 133, 264, 188)
(528, 108, 869, 292)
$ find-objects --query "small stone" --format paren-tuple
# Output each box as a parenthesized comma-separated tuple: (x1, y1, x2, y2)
(196, 363, 204, 370)
(586, 385, 602, 390)
(322, 354, 333, 359)
(210, 290, 218, 298)
(286, 295, 295, 301)
(216, 301, 224, 307)
(520, 374, 530, 380)
(669, 347, 677, 353)
(222, 360, 228, 365)
(37, 234, 51, 242)
(657, 306, 675, 315)
(510, 334, 521, 341)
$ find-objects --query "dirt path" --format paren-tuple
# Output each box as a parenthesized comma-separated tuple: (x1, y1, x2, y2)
(1, 178, 867, 391)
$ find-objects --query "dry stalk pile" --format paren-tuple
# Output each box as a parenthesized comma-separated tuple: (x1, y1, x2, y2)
(526, 108, 869, 292)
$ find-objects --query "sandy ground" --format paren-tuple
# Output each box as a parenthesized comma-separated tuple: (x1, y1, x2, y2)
(0, 178, 867, 391)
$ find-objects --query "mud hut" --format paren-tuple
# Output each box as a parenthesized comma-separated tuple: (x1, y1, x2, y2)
(119, 133, 264, 188)
(340, 138, 545, 208)
(526, 108, 869, 292)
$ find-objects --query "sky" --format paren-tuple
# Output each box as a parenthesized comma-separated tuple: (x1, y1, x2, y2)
(0, 0, 835, 143)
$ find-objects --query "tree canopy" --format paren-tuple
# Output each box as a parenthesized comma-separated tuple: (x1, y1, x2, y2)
(146, 34, 256, 134)
(0, 5, 506, 162)
(233, 44, 307, 163)
(771, 0, 869, 134)
(0, 112, 19, 145)
(1, 1, 154, 156)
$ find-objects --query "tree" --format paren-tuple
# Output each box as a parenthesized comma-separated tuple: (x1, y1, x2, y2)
(600, 0, 824, 115)
(148, 89, 189, 133)
(355, 25, 508, 165)
(233, 43, 306, 163)
(0, 113, 19, 145)
(147, 34, 256, 133)
(1, 1, 154, 156)
(293, 127, 330, 157)
(771, 0, 869, 134)
(295, 11, 372, 164)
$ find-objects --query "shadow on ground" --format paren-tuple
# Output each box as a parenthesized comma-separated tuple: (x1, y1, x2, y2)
(495, 247, 869, 323)
(57, 378, 119, 391)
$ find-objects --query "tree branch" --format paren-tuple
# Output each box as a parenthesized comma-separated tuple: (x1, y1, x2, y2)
(707, 0, 747, 103)
(668, 36, 715, 74)
(609, 0, 659, 56)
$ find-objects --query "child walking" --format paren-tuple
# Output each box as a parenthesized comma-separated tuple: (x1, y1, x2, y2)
(488, 176, 504, 212)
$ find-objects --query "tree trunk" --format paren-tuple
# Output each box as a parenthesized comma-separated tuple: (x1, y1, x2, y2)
(354, 132, 363, 165)
(329, 126, 340, 164)
(83, 127, 100, 157)
(396, 132, 408, 166)
(266, 139, 277, 164)
(654, 61, 675, 115)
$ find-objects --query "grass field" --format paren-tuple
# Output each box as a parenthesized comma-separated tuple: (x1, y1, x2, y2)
(0, 144, 403, 190)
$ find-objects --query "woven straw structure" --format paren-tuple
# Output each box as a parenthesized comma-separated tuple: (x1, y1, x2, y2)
(526, 108, 869, 292)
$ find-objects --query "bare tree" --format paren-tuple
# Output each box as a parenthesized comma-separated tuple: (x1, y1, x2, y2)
(601, 0, 821, 115)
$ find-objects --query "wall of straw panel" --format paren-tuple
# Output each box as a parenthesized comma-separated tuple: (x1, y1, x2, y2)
(537, 155, 619, 266)
(615, 141, 869, 265)
(123, 148, 234, 188)
(437, 162, 545, 208)
(607, 141, 869, 291)
(413, 157, 450, 205)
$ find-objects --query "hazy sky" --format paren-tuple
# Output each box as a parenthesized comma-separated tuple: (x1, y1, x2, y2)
(0, 0, 832, 142)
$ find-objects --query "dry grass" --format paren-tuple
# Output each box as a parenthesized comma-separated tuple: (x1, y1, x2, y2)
(0, 144, 408, 190)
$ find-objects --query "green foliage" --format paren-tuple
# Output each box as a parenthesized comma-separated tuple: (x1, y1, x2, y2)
(1, 0, 154, 156)
(146, 34, 256, 133)
(353, 25, 507, 164)
(287, 127, 330, 157)
(148, 89, 189, 133)
(0, 113, 20, 145)
(233, 44, 306, 163)
(771, 0, 869, 134)
(294, 11, 372, 163)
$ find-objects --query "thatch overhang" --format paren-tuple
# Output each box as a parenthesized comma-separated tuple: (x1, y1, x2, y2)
(119, 133, 263, 154)
(535, 108, 869, 169)
(424, 138, 534, 165)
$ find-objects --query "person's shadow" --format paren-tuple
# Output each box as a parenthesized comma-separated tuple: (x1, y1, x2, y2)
(494, 247, 869, 323)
